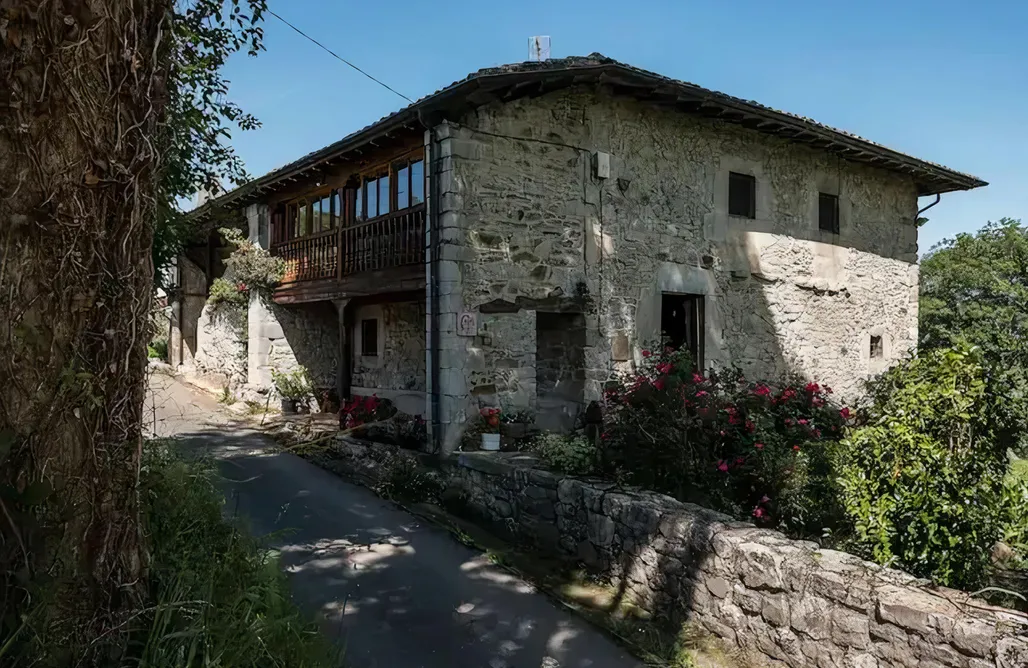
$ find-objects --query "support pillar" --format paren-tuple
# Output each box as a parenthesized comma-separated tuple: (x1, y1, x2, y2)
(334, 298, 353, 404)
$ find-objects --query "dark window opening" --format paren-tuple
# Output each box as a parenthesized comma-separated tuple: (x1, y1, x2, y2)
(661, 294, 704, 369)
(410, 159, 425, 205)
(360, 319, 378, 357)
(819, 192, 840, 234)
(728, 172, 756, 218)
(870, 335, 883, 359)
(396, 164, 410, 210)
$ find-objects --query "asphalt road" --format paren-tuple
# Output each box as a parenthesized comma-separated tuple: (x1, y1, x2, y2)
(145, 371, 642, 668)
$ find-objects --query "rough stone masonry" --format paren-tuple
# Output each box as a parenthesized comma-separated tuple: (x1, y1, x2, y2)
(431, 86, 920, 453)
(448, 451, 1028, 668)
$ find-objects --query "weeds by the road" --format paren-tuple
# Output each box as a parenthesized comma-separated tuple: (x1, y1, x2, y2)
(135, 442, 337, 666)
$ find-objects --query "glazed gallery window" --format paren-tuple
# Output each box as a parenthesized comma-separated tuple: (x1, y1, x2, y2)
(354, 159, 425, 222)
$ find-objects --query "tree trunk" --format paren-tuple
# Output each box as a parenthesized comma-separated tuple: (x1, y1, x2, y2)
(0, 0, 168, 658)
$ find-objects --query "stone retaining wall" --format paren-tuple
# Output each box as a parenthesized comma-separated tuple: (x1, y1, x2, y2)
(450, 451, 1028, 668)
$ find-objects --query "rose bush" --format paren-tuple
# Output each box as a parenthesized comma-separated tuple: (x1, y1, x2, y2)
(601, 347, 849, 536)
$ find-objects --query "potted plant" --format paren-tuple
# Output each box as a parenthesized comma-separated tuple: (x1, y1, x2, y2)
(480, 407, 501, 451)
(271, 367, 312, 414)
(500, 407, 535, 441)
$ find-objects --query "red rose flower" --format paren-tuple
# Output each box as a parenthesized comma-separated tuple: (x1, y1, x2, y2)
(804, 382, 820, 393)
(641, 349, 652, 358)
(717, 460, 729, 473)
(839, 407, 851, 420)
(754, 442, 765, 450)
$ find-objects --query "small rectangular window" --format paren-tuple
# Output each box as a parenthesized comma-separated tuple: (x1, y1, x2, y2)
(331, 190, 342, 229)
(365, 178, 378, 219)
(297, 200, 311, 236)
(410, 160, 425, 206)
(355, 185, 364, 221)
(378, 174, 390, 216)
(870, 335, 883, 359)
(360, 319, 378, 357)
(819, 192, 840, 234)
(728, 172, 756, 218)
(396, 164, 410, 210)
(661, 294, 704, 369)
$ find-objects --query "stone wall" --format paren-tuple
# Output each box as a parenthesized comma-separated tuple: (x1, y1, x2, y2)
(450, 452, 1028, 668)
(432, 87, 920, 451)
(192, 302, 247, 390)
(352, 300, 426, 393)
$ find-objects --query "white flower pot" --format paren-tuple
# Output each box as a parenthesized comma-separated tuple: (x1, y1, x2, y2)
(481, 433, 501, 451)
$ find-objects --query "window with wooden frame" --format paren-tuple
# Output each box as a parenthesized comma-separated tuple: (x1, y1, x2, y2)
(728, 172, 756, 218)
(819, 192, 840, 234)
(355, 156, 425, 223)
(360, 319, 378, 357)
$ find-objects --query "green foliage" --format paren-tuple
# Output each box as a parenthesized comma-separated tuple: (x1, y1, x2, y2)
(153, 1, 268, 288)
(839, 346, 1009, 588)
(1001, 469, 1028, 570)
(137, 442, 336, 666)
(221, 227, 286, 295)
(920, 219, 1028, 451)
(602, 348, 848, 536)
(207, 276, 248, 309)
(148, 338, 169, 361)
(271, 367, 313, 401)
(531, 433, 599, 476)
(376, 456, 440, 503)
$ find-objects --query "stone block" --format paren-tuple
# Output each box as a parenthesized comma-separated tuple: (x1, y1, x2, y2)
(586, 513, 615, 547)
(951, 619, 996, 658)
(705, 576, 730, 599)
(996, 636, 1028, 668)
(830, 608, 870, 649)
(762, 593, 791, 628)
(791, 596, 833, 641)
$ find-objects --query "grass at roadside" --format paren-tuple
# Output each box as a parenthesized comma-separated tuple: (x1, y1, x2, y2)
(134, 442, 338, 666)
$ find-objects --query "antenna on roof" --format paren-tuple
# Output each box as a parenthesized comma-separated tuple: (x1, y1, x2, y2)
(528, 36, 551, 61)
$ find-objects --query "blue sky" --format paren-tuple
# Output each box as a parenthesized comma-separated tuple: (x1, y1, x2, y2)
(221, 0, 1025, 251)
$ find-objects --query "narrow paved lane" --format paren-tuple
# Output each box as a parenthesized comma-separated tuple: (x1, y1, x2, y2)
(146, 372, 641, 668)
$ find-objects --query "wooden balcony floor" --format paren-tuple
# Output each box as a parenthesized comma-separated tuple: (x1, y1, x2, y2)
(273, 263, 425, 305)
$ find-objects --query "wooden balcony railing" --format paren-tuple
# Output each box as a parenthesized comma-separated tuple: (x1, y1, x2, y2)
(271, 204, 425, 284)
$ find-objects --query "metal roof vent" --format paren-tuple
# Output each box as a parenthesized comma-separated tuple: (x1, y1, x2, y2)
(529, 36, 551, 61)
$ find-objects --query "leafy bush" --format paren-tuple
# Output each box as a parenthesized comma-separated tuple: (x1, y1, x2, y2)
(220, 227, 286, 296)
(271, 366, 313, 401)
(1001, 473, 1028, 570)
(376, 456, 440, 503)
(838, 346, 1009, 588)
(136, 442, 335, 666)
(601, 347, 848, 536)
(148, 338, 168, 360)
(207, 276, 248, 309)
(395, 412, 428, 450)
(532, 433, 599, 476)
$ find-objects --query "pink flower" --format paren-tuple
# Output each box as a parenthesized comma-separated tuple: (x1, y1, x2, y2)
(641, 349, 652, 358)
(692, 373, 706, 384)
(793, 445, 801, 452)
(695, 390, 709, 398)
(656, 362, 672, 374)
(797, 418, 809, 426)
(839, 407, 851, 420)
(717, 460, 729, 473)
(653, 378, 666, 391)
(784, 418, 794, 426)
(752, 384, 771, 397)
(735, 457, 745, 465)
(600, 431, 609, 440)
(754, 442, 765, 450)
(812, 397, 825, 407)
(719, 430, 726, 436)
(745, 420, 755, 433)
(780, 388, 797, 401)
(804, 382, 821, 394)
(753, 507, 765, 519)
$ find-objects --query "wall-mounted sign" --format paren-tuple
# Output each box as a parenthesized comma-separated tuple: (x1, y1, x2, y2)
(457, 310, 477, 337)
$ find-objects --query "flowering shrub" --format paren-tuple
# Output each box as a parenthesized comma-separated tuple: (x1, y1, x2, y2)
(207, 277, 248, 309)
(340, 394, 384, 430)
(601, 347, 849, 536)
(479, 407, 501, 432)
(220, 227, 286, 296)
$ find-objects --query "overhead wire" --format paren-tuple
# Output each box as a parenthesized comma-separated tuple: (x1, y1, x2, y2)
(266, 9, 415, 104)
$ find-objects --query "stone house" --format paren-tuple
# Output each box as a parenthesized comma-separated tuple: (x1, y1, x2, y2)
(173, 53, 985, 454)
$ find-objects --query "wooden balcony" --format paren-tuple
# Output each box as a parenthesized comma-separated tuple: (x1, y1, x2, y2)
(271, 204, 426, 304)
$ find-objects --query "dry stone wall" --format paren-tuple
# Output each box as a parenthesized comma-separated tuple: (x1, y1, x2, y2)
(192, 303, 247, 390)
(433, 87, 921, 450)
(450, 452, 1028, 668)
